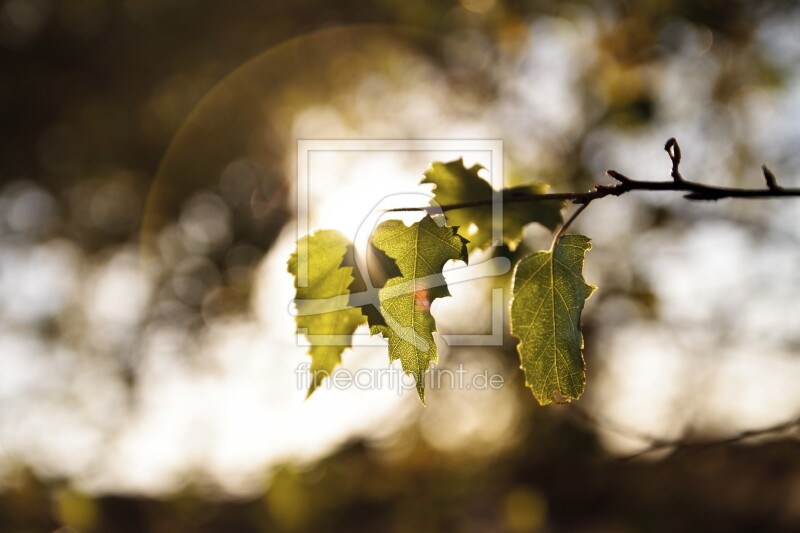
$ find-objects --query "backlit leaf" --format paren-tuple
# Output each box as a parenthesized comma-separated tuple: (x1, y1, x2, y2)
(510, 234, 595, 405)
(342, 241, 402, 328)
(288, 230, 366, 396)
(423, 159, 563, 250)
(370, 215, 468, 401)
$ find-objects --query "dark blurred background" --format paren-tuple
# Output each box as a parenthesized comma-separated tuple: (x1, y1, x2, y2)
(2, 0, 800, 531)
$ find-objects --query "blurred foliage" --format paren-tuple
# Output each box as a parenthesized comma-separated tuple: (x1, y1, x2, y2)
(2, 411, 800, 532)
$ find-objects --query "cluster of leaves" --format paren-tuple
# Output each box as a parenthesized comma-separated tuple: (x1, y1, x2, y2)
(289, 160, 595, 405)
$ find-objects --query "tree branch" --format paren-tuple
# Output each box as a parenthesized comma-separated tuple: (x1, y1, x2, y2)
(386, 138, 800, 214)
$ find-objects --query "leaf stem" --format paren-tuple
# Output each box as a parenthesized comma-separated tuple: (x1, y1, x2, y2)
(551, 202, 590, 249)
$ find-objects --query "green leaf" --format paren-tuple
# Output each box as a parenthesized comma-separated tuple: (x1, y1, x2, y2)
(288, 230, 366, 397)
(370, 215, 468, 402)
(422, 159, 564, 250)
(510, 234, 596, 405)
(342, 242, 402, 329)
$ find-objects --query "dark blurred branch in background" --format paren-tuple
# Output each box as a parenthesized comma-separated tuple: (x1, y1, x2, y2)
(571, 405, 800, 462)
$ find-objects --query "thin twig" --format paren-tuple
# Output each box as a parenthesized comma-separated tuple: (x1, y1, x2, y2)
(665, 137, 685, 183)
(386, 138, 800, 213)
(763, 165, 782, 191)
